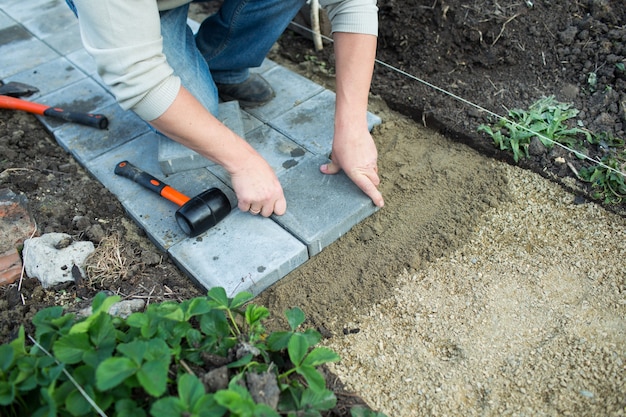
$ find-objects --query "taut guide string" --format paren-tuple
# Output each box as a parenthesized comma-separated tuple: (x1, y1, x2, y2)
(289, 20, 626, 180)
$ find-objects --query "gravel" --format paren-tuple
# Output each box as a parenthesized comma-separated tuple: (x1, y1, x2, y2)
(324, 163, 626, 416)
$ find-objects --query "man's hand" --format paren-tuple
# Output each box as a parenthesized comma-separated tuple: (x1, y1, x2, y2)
(230, 152, 287, 217)
(321, 32, 384, 208)
(150, 86, 286, 217)
(320, 127, 384, 208)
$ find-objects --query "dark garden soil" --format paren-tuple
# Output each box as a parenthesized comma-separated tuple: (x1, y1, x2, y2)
(282, 0, 626, 210)
(1, 0, 625, 415)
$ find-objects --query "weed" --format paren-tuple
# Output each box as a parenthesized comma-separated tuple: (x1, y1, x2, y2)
(478, 96, 626, 205)
(478, 96, 590, 162)
(579, 151, 626, 204)
(0, 287, 388, 417)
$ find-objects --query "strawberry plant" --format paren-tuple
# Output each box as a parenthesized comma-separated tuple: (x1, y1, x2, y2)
(0, 287, 386, 417)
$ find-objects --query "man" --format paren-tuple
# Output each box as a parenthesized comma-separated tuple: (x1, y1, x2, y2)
(66, 0, 384, 217)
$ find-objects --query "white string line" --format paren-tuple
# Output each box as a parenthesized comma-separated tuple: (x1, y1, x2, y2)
(27, 335, 109, 417)
(288, 20, 626, 179)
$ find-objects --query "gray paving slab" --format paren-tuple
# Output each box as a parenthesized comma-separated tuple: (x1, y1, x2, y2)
(86, 133, 236, 250)
(0, 1, 383, 296)
(241, 109, 264, 133)
(244, 65, 325, 123)
(34, 77, 116, 132)
(4, 56, 87, 98)
(65, 49, 98, 78)
(0, 0, 62, 22)
(207, 123, 313, 185)
(158, 101, 246, 175)
(54, 102, 150, 165)
(0, 24, 60, 79)
(18, 2, 76, 40)
(168, 209, 309, 297)
(0, 10, 12, 30)
(40, 22, 83, 56)
(270, 89, 382, 156)
(272, 154, 379, 256)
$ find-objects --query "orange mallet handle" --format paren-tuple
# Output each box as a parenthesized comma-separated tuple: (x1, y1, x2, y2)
(114, 161, 190, 207)
(0, 95, 108, 129)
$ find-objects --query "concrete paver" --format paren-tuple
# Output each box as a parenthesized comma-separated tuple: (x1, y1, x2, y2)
(0, 2, 381, 295)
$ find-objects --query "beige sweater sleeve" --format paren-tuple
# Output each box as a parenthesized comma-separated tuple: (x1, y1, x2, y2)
(320, 0, 378, 36)
(72, 0, 181, 121)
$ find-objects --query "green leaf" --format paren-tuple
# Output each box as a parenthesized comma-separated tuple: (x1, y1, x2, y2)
(150, 397, 185, 417)
(285, 307, 305, 330)
(200, 309, 230, 338)
(137, 359, 169, 397)
(301, 388, 337, 411)
(144, 338, 171, 361)
(0, 344, 14, 371)
(302, 329, 322, 347)
(32, 385, 57, 417)
(194, 394, 226, 417)
(116, 399, 147, 417)
(145, 302, 185, 325)
(126, 311, 148, 329)
(302, 347, 340, 367)
(53, 332, 92, 364)
(185, 297, 213, 319)
(71, 295, 121, 334)
(252, 403, 281, 417)
(178, 373, 205, 410)
(245, 304, 269, 327)
(65, 387, 93, 416)
(266, 331, 292, 351)
(96, 357, 138, 391)
(207, 287, 229, 309)
(287, 333, 309, 367)
(0, 381, 16, 405)
(91, 291, 117, 313)
(214, 387, 255, 417)
(227, 353, 253, 368)
(350, 405, 388, 417)
(117, 340, 146, 365)
(231, 291, 254, 309)
(297, 365, 326, 392)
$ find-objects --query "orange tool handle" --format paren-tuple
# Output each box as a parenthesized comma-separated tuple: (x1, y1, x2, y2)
(114, 161, 190, 207)
(0, 95, 108, 129)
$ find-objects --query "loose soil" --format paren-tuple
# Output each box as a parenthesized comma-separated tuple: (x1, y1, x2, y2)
(1, 0, 625, 415)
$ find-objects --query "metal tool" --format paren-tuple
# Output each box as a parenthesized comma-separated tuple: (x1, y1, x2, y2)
(114, 161, 231, 236)
(0, 81, 108, 129)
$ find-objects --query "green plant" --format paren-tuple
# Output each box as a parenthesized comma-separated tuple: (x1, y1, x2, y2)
(0, 287, 386, 417)
(478, 96, 590, 162)
(580, 152, 626, 204)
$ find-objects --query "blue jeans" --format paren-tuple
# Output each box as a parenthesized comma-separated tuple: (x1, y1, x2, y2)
(164, 0, 305, 114)
(66, 0, 305, 115)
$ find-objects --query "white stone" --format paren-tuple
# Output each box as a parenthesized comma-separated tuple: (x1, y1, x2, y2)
(23, 233, 95, 288)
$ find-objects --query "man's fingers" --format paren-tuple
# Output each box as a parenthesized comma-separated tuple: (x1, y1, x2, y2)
(352, 172, 384, 208)
(273, 196, 287, 216)
(320, 160, 341, 175)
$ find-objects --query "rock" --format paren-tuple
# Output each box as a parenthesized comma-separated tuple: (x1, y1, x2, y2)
(72, 215, 91, 230)
(558, 26, 578, 45)
(85, 224, 105, 244)
(77, 298, 145, 319)
(246, 370, 280, 409)
(559, 83, 580, 101)
(23, 233, 95, 288)
(528, 136, 547, 156)
(202, 366, 229, 392)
